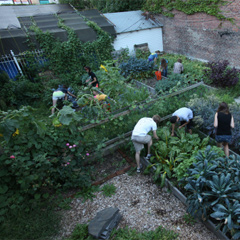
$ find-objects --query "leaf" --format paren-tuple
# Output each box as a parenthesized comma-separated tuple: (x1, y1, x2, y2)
(0, 185, 8, 194)
(34, 193, 41, 200)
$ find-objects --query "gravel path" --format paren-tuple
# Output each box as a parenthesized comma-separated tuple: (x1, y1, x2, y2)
(56, 173, 218, 240)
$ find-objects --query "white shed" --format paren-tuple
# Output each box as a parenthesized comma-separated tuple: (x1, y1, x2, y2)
(103, 10, 163, 54)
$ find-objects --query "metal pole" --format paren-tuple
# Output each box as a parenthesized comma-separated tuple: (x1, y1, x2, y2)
(10, 50, 23, 75)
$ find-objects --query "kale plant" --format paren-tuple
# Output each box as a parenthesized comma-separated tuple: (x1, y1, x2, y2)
(204, 60, 240, 87)
(119, 57, 154, 79)
(184, 146, 240, 237)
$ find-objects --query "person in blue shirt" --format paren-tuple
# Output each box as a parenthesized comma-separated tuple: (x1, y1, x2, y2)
(148, 50, 161, 63)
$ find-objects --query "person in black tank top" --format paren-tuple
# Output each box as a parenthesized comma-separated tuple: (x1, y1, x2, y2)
(214, 102, 234, 157)
(84, 66, 99, 88)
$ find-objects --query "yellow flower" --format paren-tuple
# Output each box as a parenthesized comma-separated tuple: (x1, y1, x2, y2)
(100, 64, 108, 72)
(55, 124, 62, 128)
(12, 129, 19, 137)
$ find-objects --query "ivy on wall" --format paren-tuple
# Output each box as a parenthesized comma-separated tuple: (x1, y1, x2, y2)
(28, 13, 114, 76)
(143, 0, 233, 22)
(59, 0, 145, 13)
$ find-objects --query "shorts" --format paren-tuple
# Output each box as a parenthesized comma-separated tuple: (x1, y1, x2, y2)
(52, 91, 65, 101)
(215, 135, 232, 143)
(92, 83, 99, 88)
(180, 118, 193, 130)
(131, 135, 151, 152)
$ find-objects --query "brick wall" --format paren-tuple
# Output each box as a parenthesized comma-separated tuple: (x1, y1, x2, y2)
(156, 0, 240, 67)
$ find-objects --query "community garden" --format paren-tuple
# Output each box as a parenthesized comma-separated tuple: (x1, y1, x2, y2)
(1, 10, 240, 239)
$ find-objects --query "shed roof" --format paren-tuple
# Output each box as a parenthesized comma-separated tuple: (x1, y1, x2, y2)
(103, 10, 163, 34)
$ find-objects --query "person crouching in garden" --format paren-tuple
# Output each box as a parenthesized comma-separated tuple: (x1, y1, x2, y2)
(148, 50, 161, 63)
(170, 107, 193, 136)
(50, 85, 77, 117)
(173, 59, 184, 74)
(214, 102, 234, 157)
(84, 66, 99, 88)
(131, 115, 161, 173)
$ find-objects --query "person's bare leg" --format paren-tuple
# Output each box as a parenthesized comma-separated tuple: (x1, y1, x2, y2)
(135, 151, 141, 168)
(223, 142, 229, 157)
(51, 99, 57, 115)
(147, 138, 152, 155)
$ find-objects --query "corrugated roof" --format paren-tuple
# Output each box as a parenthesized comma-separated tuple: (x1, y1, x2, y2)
(0, 4, 73, 30)
(103, 10, 163, 34)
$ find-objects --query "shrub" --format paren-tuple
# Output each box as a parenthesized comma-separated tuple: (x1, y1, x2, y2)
(204, 60, 240, 87)
(135, 48, 151, 60)
(0, 71, 14, 110)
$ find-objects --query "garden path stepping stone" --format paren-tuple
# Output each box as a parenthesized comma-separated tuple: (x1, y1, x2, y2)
(88, 207, 122, 239)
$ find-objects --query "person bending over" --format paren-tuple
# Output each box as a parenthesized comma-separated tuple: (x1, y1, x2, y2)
(50, 85, 77, 117)
(131, 115, 161, 173)
(173, 59, 184, 74)
(84, 66, 99, 88)
(170, 107, 193, 136)
(148, 50, 161, 64)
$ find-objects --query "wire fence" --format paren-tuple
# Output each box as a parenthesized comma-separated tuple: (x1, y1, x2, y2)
(0, 49, 47, 80)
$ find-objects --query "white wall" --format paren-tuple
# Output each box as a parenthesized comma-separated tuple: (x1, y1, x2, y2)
(113, 28, 163, 55)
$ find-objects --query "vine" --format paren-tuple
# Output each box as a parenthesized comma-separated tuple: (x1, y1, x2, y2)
(28, 12, 114, 76)
(143, 0, 233, 22)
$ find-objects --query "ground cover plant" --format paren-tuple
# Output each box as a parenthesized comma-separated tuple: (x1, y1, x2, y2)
(66, 223, 178, 240)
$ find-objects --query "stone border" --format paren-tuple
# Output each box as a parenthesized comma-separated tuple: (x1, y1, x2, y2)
(141, 157, 230, 240)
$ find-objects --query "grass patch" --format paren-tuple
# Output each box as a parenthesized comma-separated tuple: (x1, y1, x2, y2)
(101, 183, 116, 197)
(67, 224, 178, 240)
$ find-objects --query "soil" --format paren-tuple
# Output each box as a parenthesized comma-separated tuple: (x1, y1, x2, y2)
(90, 150, 132, 183)
(54, 149, 219, 240)
(140, 77, 158, 89)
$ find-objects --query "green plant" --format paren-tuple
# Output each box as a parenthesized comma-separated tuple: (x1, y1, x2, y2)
(210, 201, 240, 239)
(65, 223, 94, 240)
(184, 146, 240, 237)
(146, 125, 209, 187)
(110, 226, 178, 239)
(204, 60, 240, 88)
(143, 0, 233, 22)
(29, 14, 114, 77)
(0, 202, 61, 240)
(74, 185, 100, 202)
(135, 48, 151, 60)
(67, 224, 178, 240)
(119, 57, 154, 80)
(101, 183, 116, 197)
(183, 213, 196, 225)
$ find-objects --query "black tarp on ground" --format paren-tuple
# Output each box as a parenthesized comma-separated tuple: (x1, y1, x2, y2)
(0, 5, 116, 55)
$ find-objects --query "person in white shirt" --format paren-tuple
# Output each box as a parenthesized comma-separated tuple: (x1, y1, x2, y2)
(170, 107, 193, 136)
(173, 59, 184, 74)
(131, 115, 161, 173)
